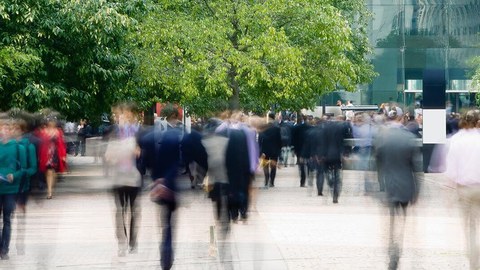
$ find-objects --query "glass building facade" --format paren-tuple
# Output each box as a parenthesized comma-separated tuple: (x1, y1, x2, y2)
(325, 0, 480, 113)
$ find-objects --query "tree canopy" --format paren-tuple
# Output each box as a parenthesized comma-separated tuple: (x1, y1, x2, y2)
(0, 0, 141, 121)
(135, 0, 376, 115)
(1, 0, 375, 120)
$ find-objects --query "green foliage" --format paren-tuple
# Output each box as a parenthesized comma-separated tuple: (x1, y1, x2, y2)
(134, 0, 376, 115)
(0, 0, 143, 122)
(1, 0, 375, 119)
(469, 56, 480, 107)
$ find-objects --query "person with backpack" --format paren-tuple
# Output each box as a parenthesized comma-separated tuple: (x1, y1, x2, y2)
(0, 114, 27, 260)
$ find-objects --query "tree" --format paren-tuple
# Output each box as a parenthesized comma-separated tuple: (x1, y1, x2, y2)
(0, 0, 142, 122)
(470, 56, 480, 107)
(134, 0, 376, 114)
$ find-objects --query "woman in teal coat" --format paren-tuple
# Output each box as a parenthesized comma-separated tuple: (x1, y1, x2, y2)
(0, 115, 26, 260)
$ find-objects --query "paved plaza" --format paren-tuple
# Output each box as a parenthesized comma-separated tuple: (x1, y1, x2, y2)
(0, 156, 470, 269)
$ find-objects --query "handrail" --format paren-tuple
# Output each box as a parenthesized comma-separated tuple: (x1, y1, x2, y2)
(344, 138, 423, 147)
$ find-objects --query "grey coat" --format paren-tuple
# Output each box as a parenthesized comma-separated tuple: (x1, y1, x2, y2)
(374, 125, 420, 203)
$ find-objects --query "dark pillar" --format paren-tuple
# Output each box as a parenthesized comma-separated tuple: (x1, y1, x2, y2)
(422, 69, 446, 173)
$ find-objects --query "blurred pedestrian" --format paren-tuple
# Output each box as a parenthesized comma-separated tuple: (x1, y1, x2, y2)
(9, 112, 38, 255)
(0, 114, 27, 260)
(445, 109, 480, 270)
(202, 118, 230, 234)
(34, 112, 67, 199)
(138, 103, 184, 270)
(215, 111, 256, 222)
(98, 113, 113, 176)
(76, 118, 91, 156)
(374, 115, 421, 270)
(181, 125, 208, 190)
(351, 113, 374, 191)
(258, 112, 282, 188)
(279, 114, 293, 167)
(105, 102, 142, 256)
(291, 114, 311, 187)
(324, 116, 350, 203)
(304, 118, 327, 196)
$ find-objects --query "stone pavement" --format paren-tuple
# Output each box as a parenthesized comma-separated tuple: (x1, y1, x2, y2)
(0, 156, 469, 269)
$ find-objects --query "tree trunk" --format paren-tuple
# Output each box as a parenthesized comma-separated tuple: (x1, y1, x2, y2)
(228, 65, 240, 110)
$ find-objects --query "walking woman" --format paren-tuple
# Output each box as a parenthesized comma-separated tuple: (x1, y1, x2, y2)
(35, 112, 67, 199)
(0, 114, 27, 259)
(445, 109, 480, 270)
(105, 102, 142, 256)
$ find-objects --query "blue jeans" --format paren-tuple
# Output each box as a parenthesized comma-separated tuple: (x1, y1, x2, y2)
(160, 202, 175, 270)
(0, 194, 17, 255)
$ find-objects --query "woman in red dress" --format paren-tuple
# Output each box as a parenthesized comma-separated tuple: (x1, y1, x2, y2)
(35, 116, 67, 199)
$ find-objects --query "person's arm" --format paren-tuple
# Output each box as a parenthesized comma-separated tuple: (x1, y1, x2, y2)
(25, 143, 38, 177)
(9, 144, 27, 184)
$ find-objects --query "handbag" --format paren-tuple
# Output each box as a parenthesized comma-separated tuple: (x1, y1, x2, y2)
(150, 178, 176, 205)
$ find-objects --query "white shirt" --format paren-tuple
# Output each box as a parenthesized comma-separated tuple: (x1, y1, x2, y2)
(445, 128, 480, 186)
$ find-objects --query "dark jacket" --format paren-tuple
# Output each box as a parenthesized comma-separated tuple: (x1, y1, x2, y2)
(181, 129, 208, 171)
(138, 128, 181, 192)
(291, 122, 311, 158)
(258, 122, 282, 159)
(225, 129, 251, 193)
(324, 121, 349, 163)
(304, 123, 327, 162)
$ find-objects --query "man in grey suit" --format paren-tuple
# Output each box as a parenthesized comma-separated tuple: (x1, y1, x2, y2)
(374, 115, 421, 270)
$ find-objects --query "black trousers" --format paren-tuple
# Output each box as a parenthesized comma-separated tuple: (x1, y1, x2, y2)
(113, 186, 140, 250)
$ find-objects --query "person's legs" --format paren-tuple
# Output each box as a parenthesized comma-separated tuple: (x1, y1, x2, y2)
(0, 194, 16, 259)
(240, 189, 249, 220)
(331, 162, 342, 203)
(281, 147, 288, 167)
(228, 192, 239, 222)
(80, 138, 86, 156)
(269, 159, 277, 187)
(387, 201, 408, 270)
(160, 203, 175, 270)
(45, 169, 56, 199)
(316, 162, 325, 196)
(307, 160, 315, 187)
(377, 161, 386, 192)
(114, 187, 128, 256)
(127, 187, 140, 253)
(298, 158, 306, 187)
(263, 165, 270, 187)
(16, 192, 28, 255)
(458, 186, 480, 270)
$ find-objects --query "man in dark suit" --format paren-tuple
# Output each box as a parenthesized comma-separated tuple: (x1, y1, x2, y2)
(374, 116, 421, 270)
(138, 104, 183, 270)
(258, 113, 282, 187)
(304, 119, 328, 196)
(324, 117, 349, 203)
(291, 114, 311, 187)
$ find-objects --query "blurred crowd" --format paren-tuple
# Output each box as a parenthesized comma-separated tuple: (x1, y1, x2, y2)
(0, 101, 478, 269)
